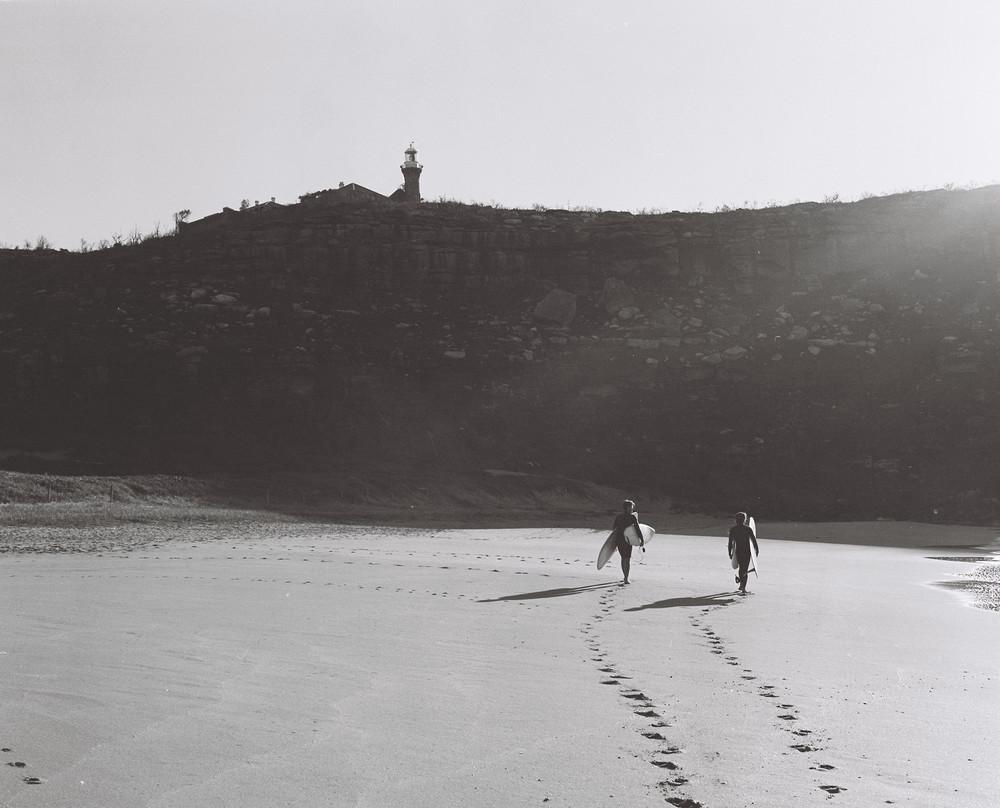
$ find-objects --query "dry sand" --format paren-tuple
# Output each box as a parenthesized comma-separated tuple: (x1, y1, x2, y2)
(0, 512, 997, 807)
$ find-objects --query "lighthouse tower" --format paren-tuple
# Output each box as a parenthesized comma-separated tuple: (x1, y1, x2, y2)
(400, 143, 422, 203)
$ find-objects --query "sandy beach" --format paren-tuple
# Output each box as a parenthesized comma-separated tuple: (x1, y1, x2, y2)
(0, 512, 997, 807)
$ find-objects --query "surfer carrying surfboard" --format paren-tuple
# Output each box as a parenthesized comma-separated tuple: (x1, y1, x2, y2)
(728, 512, 759, 594)
(611, 499, 644, 584)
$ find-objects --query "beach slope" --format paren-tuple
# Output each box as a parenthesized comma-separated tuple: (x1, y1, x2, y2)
(0, 517, 996, 807)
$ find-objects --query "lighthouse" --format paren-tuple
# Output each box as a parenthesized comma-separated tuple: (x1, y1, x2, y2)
(400, 143, 422, 203)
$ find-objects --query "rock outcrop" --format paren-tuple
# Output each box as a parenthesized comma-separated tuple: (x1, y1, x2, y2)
(1, 186, 999, 521)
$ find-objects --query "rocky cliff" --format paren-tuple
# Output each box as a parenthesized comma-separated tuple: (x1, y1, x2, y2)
(2, 186, 999, 521)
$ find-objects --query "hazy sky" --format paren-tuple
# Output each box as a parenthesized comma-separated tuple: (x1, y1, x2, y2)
(2, 0, 998, 248)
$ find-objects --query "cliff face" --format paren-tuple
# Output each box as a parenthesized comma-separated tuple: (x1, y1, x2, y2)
(2, 187, 1000, 521)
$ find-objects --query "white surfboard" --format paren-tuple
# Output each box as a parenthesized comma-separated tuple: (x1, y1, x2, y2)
(597, 522, 654, 569)
(596, 531, 618, 570)
(624, 523, 655, 547)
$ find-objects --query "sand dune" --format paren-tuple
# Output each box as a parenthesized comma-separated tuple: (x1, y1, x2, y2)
(0, 516, 997, 807)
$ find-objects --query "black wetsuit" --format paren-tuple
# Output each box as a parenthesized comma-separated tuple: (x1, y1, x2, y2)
(728, 523, 759, 590)
(613, 511, 641, 558)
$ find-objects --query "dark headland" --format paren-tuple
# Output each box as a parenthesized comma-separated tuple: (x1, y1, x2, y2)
(2, 185, 999, 523)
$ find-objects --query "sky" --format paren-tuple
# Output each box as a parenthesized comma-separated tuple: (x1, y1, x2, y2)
(1, 0, 999, 249)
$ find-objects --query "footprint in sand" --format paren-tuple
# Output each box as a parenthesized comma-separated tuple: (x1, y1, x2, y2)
(812, 763, 836, 771)
(22, 777, 42, 785)
(641, 731, 666, 740)
(666, 797, 704, 808)
(651, 759, 679, 770)
(635, 709, 660, 718)
(7, 762, 26, 768)
(790, 744, 817, 752)
(819, 784, 846, 794)
(778, 714, 798, 721)
(600, 680, 618, 685)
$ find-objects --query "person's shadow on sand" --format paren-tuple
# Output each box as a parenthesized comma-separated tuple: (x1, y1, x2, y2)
(625, 592, 737, 611)
(478, 582, 620, 602)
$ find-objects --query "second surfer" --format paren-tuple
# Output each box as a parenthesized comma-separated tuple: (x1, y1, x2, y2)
(728, 512, 759, 594)
(612, 499, 645, 584)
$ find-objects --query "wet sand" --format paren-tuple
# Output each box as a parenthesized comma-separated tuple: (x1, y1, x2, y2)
(0, 514, 997, 807)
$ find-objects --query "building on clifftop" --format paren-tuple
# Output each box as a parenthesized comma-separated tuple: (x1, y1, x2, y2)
(300, 143, 424, 206)
(185, 145, 424, 232)
(299, 182, 389, 206)
(389, 143, 422, 203)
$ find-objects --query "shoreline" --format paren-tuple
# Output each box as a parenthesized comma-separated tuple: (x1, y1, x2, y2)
(0, 499, 997, 544)
(3, 502, 997, 612)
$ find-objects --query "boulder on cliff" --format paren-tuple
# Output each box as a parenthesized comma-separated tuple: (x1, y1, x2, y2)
(533, 289, 578, 326)
(599, 278, 635, 315)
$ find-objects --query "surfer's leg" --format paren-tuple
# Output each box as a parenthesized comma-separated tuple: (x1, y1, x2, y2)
(737, 557, 750, 592)
(619, 542, 632, 583)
